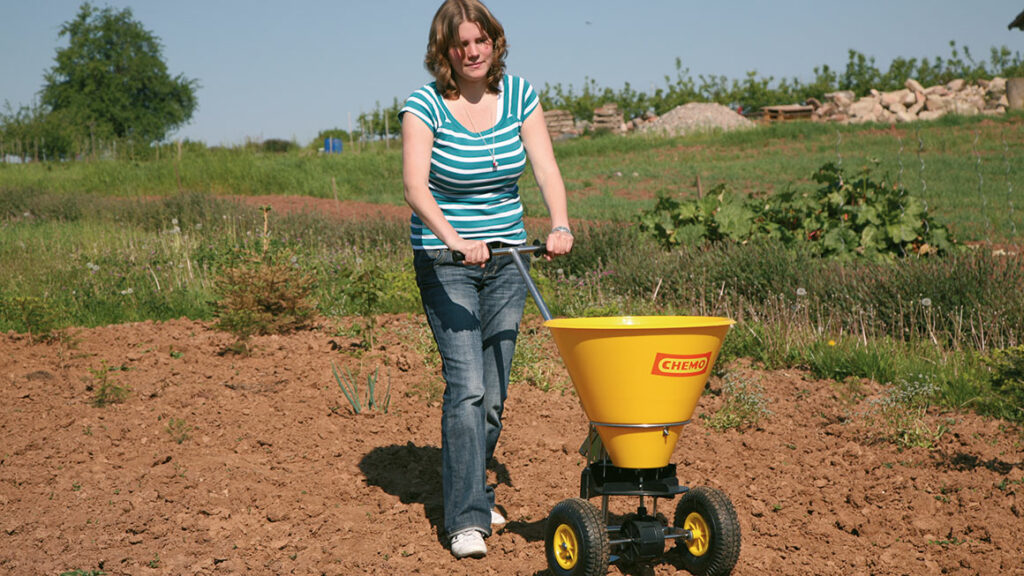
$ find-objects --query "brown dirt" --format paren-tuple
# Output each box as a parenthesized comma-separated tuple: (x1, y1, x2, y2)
(233, 196, 411, 223)
(1, 198, 1022, 576)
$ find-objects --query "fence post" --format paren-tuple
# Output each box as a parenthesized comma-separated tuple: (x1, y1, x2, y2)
(971, 130, 992, 242)
(1001, 129, 1018, 238)
(1006, 78, 1024, 110)
(348, 112, 354, 153)
(176, 139, 183, 192)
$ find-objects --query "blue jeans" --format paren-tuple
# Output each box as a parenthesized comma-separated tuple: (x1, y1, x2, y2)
(413, 248, 528, 538)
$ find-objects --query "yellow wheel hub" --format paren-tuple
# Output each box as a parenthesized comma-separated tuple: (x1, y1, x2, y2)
(684, 512, 710, 557)
(553, 523, 580, 569)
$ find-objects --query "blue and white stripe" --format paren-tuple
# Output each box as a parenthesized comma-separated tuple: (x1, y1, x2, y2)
(400, 75, 539, 249)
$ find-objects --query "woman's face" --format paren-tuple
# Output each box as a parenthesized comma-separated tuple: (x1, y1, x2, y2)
(448, 20, 492, 86)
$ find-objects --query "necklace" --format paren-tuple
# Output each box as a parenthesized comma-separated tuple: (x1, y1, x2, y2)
(461, 97, 499, 171)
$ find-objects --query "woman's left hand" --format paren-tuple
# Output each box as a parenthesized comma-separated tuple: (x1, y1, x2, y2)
(545, 227, 573, 260)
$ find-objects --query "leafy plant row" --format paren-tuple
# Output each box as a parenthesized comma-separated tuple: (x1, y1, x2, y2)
(637, 161, 957, 260)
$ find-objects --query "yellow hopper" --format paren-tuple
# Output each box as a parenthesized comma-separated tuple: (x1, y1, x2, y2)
(546, 316, 733, 469)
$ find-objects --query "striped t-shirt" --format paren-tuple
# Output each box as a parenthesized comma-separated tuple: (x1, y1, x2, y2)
(399, 74, 539, 250)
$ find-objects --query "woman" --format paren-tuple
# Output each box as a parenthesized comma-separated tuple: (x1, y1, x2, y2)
(400, 0, 572, 560)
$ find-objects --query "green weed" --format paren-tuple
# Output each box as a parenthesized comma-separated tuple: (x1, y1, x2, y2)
(866, 375, 948, 449)
(89, 361, 130, 407)
(701, 372, 772, 431)
(165, 417, 192, 444)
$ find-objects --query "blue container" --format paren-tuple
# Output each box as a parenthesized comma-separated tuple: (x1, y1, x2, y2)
(324, 137, 343, 153)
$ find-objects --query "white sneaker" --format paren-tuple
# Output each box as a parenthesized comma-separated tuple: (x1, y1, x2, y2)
(450, 530, 487, 559)
(490, 509, 506, 528)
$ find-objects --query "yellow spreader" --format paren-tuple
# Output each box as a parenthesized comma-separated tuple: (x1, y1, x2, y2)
(546, 315, 733, 469)
(491, 246, 742, 576)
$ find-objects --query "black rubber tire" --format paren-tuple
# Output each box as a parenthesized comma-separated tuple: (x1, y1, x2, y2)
(544, 498, 610, 576)
(673, 486, 741, 576)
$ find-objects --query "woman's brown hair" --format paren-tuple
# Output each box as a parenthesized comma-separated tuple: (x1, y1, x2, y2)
(425, 0, 507, 99)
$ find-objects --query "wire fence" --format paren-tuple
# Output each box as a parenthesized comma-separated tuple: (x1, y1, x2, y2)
(833, 121, 1022, 247)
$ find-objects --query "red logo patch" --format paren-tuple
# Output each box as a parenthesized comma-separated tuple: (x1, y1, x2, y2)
(651, 352, 711, 377)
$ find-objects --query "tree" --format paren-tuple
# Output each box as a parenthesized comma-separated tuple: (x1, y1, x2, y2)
(40, 2, 198, 151)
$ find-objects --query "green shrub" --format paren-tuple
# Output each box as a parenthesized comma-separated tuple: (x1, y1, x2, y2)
(213, 250, 317, 349)
(260, 139, 297, 154)
(0, 295, 61, 341)
(342, 265, 386, 350)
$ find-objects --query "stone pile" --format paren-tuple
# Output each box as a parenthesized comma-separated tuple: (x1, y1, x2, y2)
(637, 102, 754, 137)
(811, 77, 1010, 124)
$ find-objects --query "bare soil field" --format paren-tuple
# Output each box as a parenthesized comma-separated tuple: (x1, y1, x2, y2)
(1, 197, 1022, 575)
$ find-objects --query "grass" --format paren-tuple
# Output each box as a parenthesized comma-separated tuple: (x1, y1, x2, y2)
(2, 113, 1022, 241)
(1, 115, 1022, 423)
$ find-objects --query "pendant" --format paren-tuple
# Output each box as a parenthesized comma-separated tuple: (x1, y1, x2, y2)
(492, 159, 498, 170)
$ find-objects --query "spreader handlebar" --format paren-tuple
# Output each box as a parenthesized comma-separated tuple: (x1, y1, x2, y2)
(451, 243, 547, 263)
(451, 243, 553, 321)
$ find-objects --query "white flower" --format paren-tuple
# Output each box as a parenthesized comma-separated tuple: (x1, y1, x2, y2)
(920, 297, 932, 307)
(86, 262, 100, 272)
(796, 287, 807, 297)
(120, 288, 134, 295)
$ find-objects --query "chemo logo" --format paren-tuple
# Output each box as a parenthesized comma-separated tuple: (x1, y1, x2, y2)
(651, 352, 712, 377)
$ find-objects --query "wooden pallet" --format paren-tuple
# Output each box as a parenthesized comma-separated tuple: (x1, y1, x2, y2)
(761, 104, 814, 121)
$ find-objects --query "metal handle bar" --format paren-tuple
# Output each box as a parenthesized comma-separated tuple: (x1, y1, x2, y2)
(451, 243, 553, 321)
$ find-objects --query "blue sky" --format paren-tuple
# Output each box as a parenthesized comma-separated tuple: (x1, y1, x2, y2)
(2, 1, 1022, 146)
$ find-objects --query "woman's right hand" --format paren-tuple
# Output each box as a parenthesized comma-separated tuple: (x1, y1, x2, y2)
(451, 238, 490, 266)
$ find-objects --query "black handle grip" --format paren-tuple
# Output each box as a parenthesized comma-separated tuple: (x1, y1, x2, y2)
(452, 242, 547, 262)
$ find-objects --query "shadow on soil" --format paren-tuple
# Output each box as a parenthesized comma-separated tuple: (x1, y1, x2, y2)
(360, 442, 446, 544)
(935, 451, 1022, 475)
(359, 442, 520, 545)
